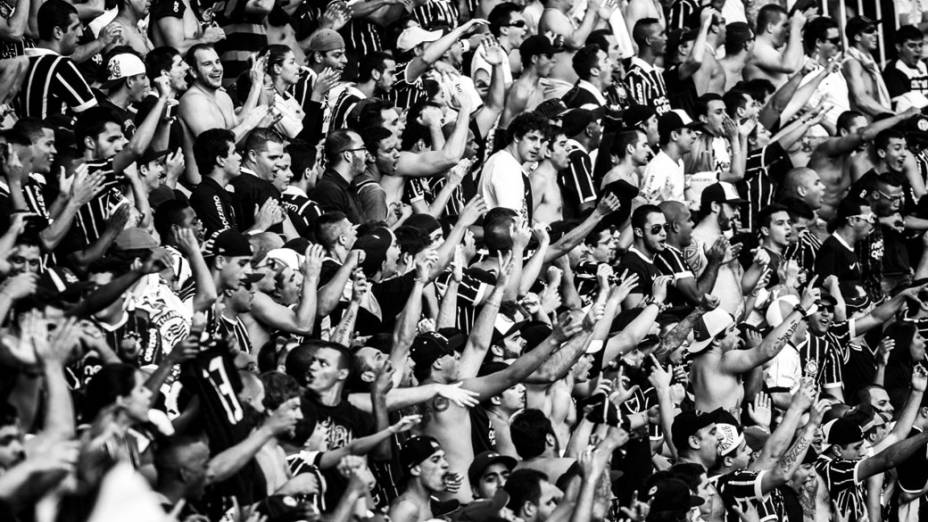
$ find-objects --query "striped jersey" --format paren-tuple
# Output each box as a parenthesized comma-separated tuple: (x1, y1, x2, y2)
(624, 57, 672, 115)
(74, 158, 129, 247)
(559, 139, 598, 219)
(814, 456, 868, 522)
(412, 0, 458, 29)
(18, 48, 97, 120)
(341, 20, 383, 56)
(668, 0, 700, 30)
(738, 142, 791, 231)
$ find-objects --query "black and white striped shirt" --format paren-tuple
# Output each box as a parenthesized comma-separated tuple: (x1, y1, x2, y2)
(75, 159, 128, 247)
(624, 57, 671, 115)
(559, 139, 598, 219)
(412, 0, 458, 29)
(341, 20, 383, 57)
(739, 142, 791, 231)
(18, 48, 97, 120)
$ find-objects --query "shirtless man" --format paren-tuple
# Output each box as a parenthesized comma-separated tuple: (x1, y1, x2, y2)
(601, 129, 650, 191)
(502, 35, 556, 129)
(843, 16, 893, 117)
(720, 22, 754, 92)
(532, 128, 570, 224)
(807, 108, 918, 220)
(178, 44, 269, 183)
(539, 0, 615, 98)
(150, 0, 226, 54)
(689, 282, 818, 415)
(692, 13, 727, 95)
(743, 4, 808, 88)
(419, 266, 584, 502)
(389, 436, 451, 522)
(105, 0, 155, 56)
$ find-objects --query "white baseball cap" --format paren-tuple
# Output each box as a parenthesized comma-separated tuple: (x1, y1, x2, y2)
(397, 26, 442, 53)
(687, 308, 735, 353)
(105, 52, 146, 86)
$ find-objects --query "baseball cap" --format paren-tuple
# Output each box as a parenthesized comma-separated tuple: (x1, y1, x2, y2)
(622, 104, 656, 128)
(562, 108, 604, 138)
(397, 26, 442, 53)
(404, 213, 442, 235)
(671, 409, 724, 453)
(645, 478, 704, 512)
(520, 34, 556, 60)
(468, 451, 518, 485)
(114, 227, 159, 251)
(534, 98, 570, 121)
(104, 52, 146, 87)
(353, 228, 392, 277)
(715, 410, 745, 456)
(138, 148, 170, 165)
(212, 229, 253, 257)
(400, 435, 442, 470)
(436, 327, 468, 352)
(307, 28, 345, 52)
(845, 16, 880, 41)
(825, 417, 865, 446)
(699, 182, 747, 212)
(451, 489, 510, 522)
(256, 248, 304, 271)
(687, 308, 735, 353)
(835, 198, 870, 222)
(410, 332, 456, 380)
(658, 109, 703, 138)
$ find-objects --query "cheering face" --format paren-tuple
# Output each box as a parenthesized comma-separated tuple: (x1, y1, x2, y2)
(497, 383, 526, 412)
(911, 331, 927, 363)
(724, 439, 753, 471)
(0, 423, 25, 471)
(276, 267, 303, 305)
(127, 73, 151, 103)
(475, 462, 511, 500)
(640, 212, 668, 253)
(250, 140, 285, 180)
(9, 244, 41, 275)
(763, 210, 792, 248)
(319, 47, 348, 72)
(29, 128, 57, 175)
(307, 347, 346, 393)
(167, 54, 190, 91)
(546, 134, 570, 170)
(808, 305, 834, 335)
(375, 135, 401, 176)
(414, 449, 450, 492)
(878, 137, 909, 173)
(702, 100, 727, 136)
(192, 47, 224, 89)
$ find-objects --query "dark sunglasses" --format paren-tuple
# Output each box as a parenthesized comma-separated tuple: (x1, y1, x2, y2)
(649, 223, 670, 235)
(862, 26, 877, 34)
(827, 36, 841, 45)
(506, 20, 527, 28)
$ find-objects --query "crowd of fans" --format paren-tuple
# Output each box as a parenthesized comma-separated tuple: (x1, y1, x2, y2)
(4, 0, 928, 521)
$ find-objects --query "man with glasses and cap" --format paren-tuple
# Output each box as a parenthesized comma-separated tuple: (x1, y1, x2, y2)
(844, 16, 893, 117)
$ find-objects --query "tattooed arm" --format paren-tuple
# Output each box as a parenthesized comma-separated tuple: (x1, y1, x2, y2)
(720, 312, 803, 374)
(760, 405, 824, 493)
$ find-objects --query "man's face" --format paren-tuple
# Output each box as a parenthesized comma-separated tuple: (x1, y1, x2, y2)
(871, 181, 904, 215)
(535, 53, 555, 77)
(516, 129, 544, 163)
(381, 108, 404, 139)
(899, 38, 924, 67)
(193, 47, 224, 89)
(696, 424, 722, 464)
(269, 394, 303, 438)
(672, 207, 695, 246)
(596, 50, 614, 87)
(271, 152, 293, 192)
(640, 212, 668, 253)
(128, 0, 151, 17)
(356, 346, 387, 379)
(676, 127, 699, 152)
(799, 171, 826, 209)
(821, 27, 842, 60)
(127, 73, 151, 103)
(183, 442, 211, 499)
(307, 347, 345, 393)
(502, 12, 528, 46)
(475, 462, 511, 500)
(219, 254, 253, 291)
(178, 207, 204, 241)
(648, 24, 667, 55)
(30, 128, 57, 174)
(221, 141, 242, 177)
(377, 59, 397, 93)
(498, 383, 526, 412)
(253, 259, 280, 294)
(140, 158, 166, 190)
(763, 210, 792, 248)
(725, 440, 753, 470)
(60, 14, 84, 54)
(337, 218, 358, 250)
(850, 204, 875, 238)
(0, 423, 25, 470)
(855, 26, 879, 51)
(838, 440, 866, 460)
(718, 202, 740, 232)
(546, 134, 570, 169)
(868, 388, 894, 417)
(91, 122, 128, 159)
(168, 54, 190, 91)
(878, 137, 908, 172)
(535, 480, 564, 521)
(376, 135, 401, 175)
(808, 304, 834, 335)
(640, 115, 659, 147)
(589, 229, 617, 263)
(251, 141, 285, 180)
(702, 100, 726, 136)
(769, 13, 789, 45)
(630, 132, 651, 166)
(9, 244, 41, 275)
(319, 47, 348, 72)
(415, 449, 450, 493)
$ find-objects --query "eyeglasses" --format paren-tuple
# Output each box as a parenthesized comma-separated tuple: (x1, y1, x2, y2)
(862, 27, 877, 34)
(827, 37, 842, 45)
(649, 223, 670, 235)
(851, 213, 876, 223)
(877, 190, 904, 202)
(506, 20, 527, 28)
(339, 147, 368, 155)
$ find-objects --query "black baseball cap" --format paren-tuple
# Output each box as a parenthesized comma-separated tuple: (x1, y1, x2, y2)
(535, 99, 570, 121)
(846, 16, 880, 41)
(562, 108, 605, 138)
(658, 109, 703, 140)
(468, 451, 518, 485)
(400, 435, 442, 470)
(410, 332, 456, 381)
(353, 227, 392, 277)
(622, 104, 656, 128)
(699, 182, 747, 212)
(646, 478, 704, 512)
(826, 417, 865, 446)
(213, 229, 253, 257)
(671, 409, 725, 452)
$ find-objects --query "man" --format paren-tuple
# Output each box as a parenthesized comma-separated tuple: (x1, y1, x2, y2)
(685, 182, 744, 316)
(104, 0, 155, 56)
(800, 16, 849, 127)
(782, 197, 821, 272)
(474, 3, 526, 93)
(478, 112, 547, 223)
(470, 450, 517, 500)
(531, 126, 570, 224)
(719, 22, 754, 92)
(313, 130, 368, 224)
(559, 108, 603, 219)
(858, 170, 910, 298)
(691, 11, 727, 96)
(640, 109, 700, 205)
(503, 469, 564, 522)
(149, 0, 226, 54)
(190, 129, 281, 238)
(622, 104, 659, 148)
(230, 128, 286, 233)
(671, 409, 724, 471)
(755, 203, 792, 281)
(844, 16, 892, 117)
(510, 409, 578, 491)
(538, 0, 613, 99)
(685, 93, 745, 188)
(178, 44, 267, 180)
(600, 128, 651, 190)
(100, 51, 152, 136)
(501, 35, 555, 127)
(328, 52, 396, 133)
(18, 0, 97, 120)
(625, 18, 672, 115)
(658, 200, 725, 310)
(291, 28, 347, 140)
(616, 205, 667, 308)
(280, 142, 322, 240)
(884, 25, 928, 111)
(808, 108, 918, 220)
(814, 198, 873, 288)
(562, 44, 614, 111)
(389, 436, 451, 522)
(743, 5, 807, 88)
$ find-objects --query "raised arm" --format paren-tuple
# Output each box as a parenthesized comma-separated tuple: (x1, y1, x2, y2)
(758, 69, 805, 130)
(457, 262, 508, 378)
(406, 19, 489, 83)
(330, 273, 369, 347)
(853, 283, 923, 334)
(677, 9, 714, 80)
(317, 251, 363, 317)
(113, 79, 170, 173)
(544, 194, 620, 263)
(249, 246, 325, 335)
(519, 225, 551, 295)
(475, 41, 507, 136)
(207, 398, 298, 483)
(857, 430, 928, 481)
(173, 226, 218, 312)
(396, 95, 473, 177)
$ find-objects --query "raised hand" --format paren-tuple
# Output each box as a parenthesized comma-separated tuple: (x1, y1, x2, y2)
(173, 226, 200, 256)
(141, 247, 173, 274)
(321, 1, 351, 31)
(303, 243, 325, 276)
(553, 310, 584, 342)
(415, 249, 438, 282)
(107, 203, 132, 233)
(799, 275, 820, 309)
(1, 272, 38, 300)
(596, 264, 614, 289)
(510, 219, 532, 249)
(351, 270, 371, 302)
(651, 275, 671, 304)
(595, 193, 621, 216)
(913, 364, 928, 393)
(747, 392, 772, 429)
(610, 270, 639, 303)
(435, 382, 479, 407)
(202, 24, 226, 43)
(312, 67, 341, 99)
(495, 251, 514, 288)
(389, 414, 422, 434)
(373, 360, 395, 396)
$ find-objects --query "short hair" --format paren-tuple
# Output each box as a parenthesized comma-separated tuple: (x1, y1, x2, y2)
(153, 199, 191, 242)
(858, 384, 888, 406)
(394, 225, 429, 257)
(185, 43, 216, 71)
(363, 126, 392, 156)
(632, 17, 660, 47)
(357, 52, 393, 83)
(286, 140, 315, 182)
(506, 112, 548, 144)
(780, 197, 814, 220)
(354, 98, 391, 131)
(874, 129, 906, 151)
(722, 89, 750, 118)
(504, 469, 548, 513)
(665, 28, 697, 66)
(724, 22, 753, 55)
(38, 0, 77, 41)
(631, 204, 662, 231)
(11, 117, 53, 143)
(803, 16, 839, 54)
(611, 129, 644, 160)
(74, 107, 122, 150)
(259, 371, 301, 411)
(510, 409, 553, 459)
(755, 4, 787, 35)
(736, 78, 775, 104)
(401, 101, 436, 151)
(586, 29, 614, 54)
(758, 203, 789, 230)
(193, 128, 236, 175)
(483, 207, 519, 252)
(694, 93, 723, 118)
(315, 212, 350, 250)
(324, 129, 357, 165)
(896, 25, 924, 45)
(284, 340, 351, 387)
(145, 46, 180, 79)
(488, 2, 522, 37)
(572, 44, 602, 80)
(837, 110, 866, 133)
(243, 127, 284, 156)
(3, 129, 32, 148)
(876, 171, 906, 189)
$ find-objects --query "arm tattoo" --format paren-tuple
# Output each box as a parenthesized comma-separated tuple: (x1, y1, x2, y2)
(662, 308, 703, 353)
(779, 423, 816, 474)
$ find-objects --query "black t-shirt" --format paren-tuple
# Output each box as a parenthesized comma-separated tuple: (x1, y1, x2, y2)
(814, 235, 861, 286)
(616, 248, 661, 297)
(470, 406, 495, 456)
(371, 271, 418, 332)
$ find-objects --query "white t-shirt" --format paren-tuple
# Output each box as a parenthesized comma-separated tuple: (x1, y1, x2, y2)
(479, 149, 530, 222)
(640, 150, 686, 205)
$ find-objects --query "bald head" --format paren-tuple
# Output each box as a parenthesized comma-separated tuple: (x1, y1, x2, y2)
(780, 168, 824, 210)
(660, 201, 689, 223)
(154, 436, 210, 481)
